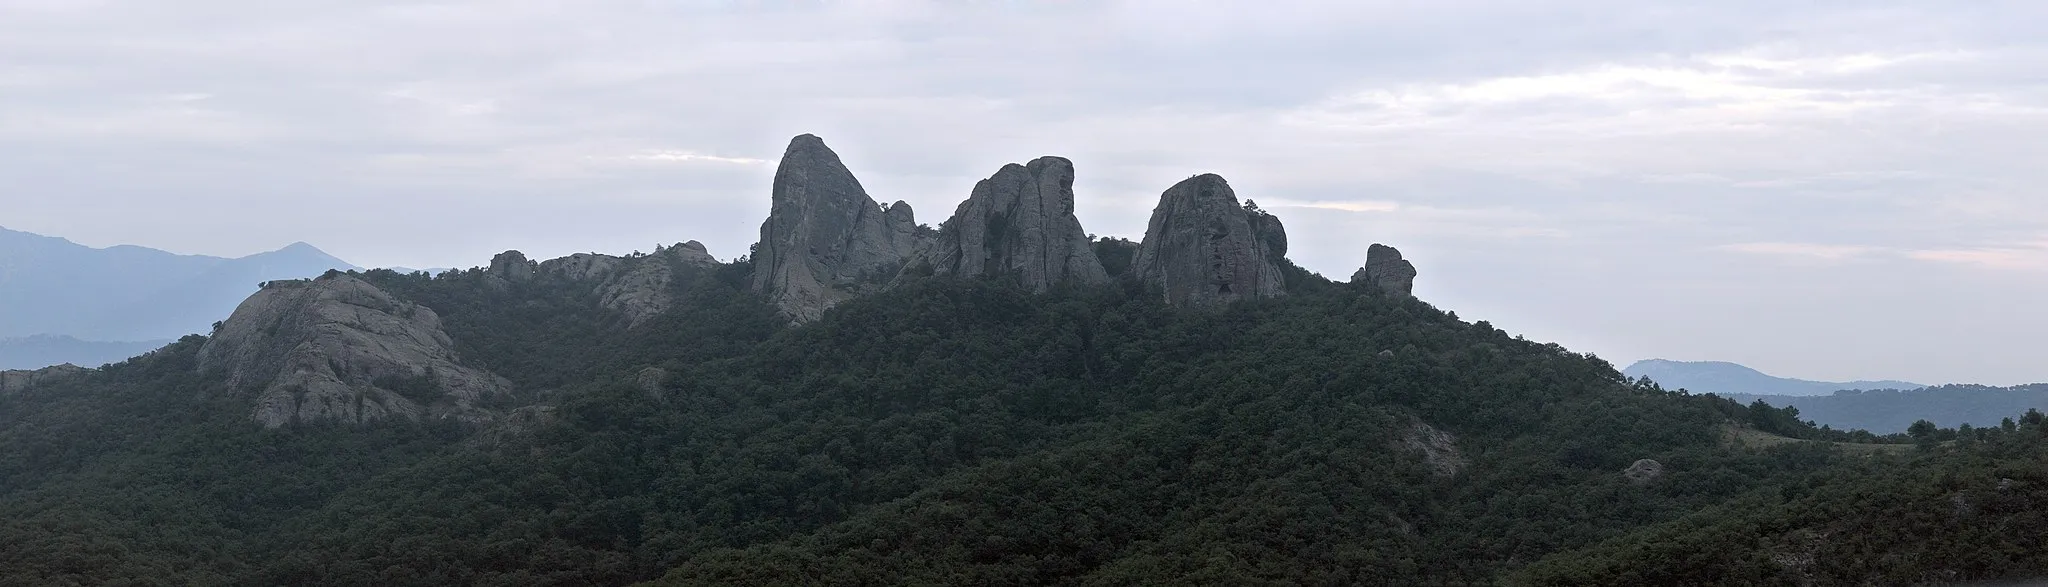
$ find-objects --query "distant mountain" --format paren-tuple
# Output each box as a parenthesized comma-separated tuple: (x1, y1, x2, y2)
(0, 226, 354, 345)
(1728, 384, 2048, 434)
(1622, 359, 1923, 397)
(0, 335, 171, 370)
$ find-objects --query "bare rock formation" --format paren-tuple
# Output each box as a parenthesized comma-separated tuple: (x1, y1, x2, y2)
(1353, 243, 1417, 298)
(487, 250, 537, 282)
(1401, 420, 1467, 478)
(0, 363, 87, 395)
(751, 134, 925, 321)
(526, 242, 720, 326)
(538, 253, 622, 282)
(1623, 458, 1665, 484)
(909, 156, 1108, 290)
(197, 274, 511, 428)
(1130, 174, 1287, 306)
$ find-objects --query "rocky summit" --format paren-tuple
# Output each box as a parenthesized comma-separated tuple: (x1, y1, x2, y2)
(0, 363, 86, 396)
(1354, 243, 1418, 297)
(490, 243, 720, 326)
(1131, 174, 1288, 306)
(197, 274, 511, 428)
(751, 134, 927, 322)
(907, 156, 1108, 291)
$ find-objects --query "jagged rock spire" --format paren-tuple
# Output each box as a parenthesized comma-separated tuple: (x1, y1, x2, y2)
(909, 156, 1108, 291)
(751, 134, 925, 322)
(1131, 174, 1287, 306)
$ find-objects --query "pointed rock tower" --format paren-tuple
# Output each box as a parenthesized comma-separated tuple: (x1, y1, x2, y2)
(751, 134, 924, 322)
(1131, 174, 1288, 306)
(910, 156, 1108, 291)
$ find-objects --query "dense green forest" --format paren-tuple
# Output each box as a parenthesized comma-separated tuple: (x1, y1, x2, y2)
(1, 255, 2043, 585)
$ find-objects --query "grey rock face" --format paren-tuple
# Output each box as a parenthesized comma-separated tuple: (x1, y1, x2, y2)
(1401, 420, 1466, 478)
(1623, 458, 1665, 484)
(538, 253, 622, 282)
(1131, 174, 1287, 306)
(1353, 243, 1417, 298)
(0, 363, 87, 395)
(529, 244, 719, 326)
(487, 250, 537, 282)
(910, 157, 1108, 291)
(751, 134, 924, 322)
(1246, 207, 1288, 262)
(197, 275, 511, 428)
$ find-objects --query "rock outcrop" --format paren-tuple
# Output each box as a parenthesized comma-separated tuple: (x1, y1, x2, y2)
(1130, 174, 1287, 306)
(197, 274, 511, 428)
(751, 134, 926, 321)
(487, 250, 537, 282)
(908, 157, 1108, 291)
(1401, 420, 1467, 478)
(1353, 243, 1417, 298)
(1623, 458, 1665, 484)
(523, 242, 720, 326)
(0, 363, 87, 395)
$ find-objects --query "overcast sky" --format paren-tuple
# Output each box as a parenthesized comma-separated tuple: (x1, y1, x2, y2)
(3, 1, 2044, 385)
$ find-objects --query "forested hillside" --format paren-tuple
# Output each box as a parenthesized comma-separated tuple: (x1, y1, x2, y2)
(3, 253, 2041, 585)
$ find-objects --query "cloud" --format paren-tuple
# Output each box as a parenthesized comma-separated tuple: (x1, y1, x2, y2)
(1262, 199, 1401, 213)
(616, 150, 767, 166)
(1718, 242, 1883, 261)
(1907, 240, 2048, 271)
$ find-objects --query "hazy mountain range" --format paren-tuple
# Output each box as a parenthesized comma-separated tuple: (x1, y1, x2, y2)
(0, 226, 353, 368)
(1622, 359, 1924, 397)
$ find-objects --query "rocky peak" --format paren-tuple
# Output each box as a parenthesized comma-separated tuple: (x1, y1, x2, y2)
(1353, 243, 1417, 298)
(751, 134, 925, 322)
(908, 156, 1108, 291)
(1130, 174, 1287, 306)
(1, 363, 87, 396)
(197, 274, 511, 428)
(487, 250, 537, 282)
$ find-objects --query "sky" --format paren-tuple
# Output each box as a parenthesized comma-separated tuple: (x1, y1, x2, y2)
(2, 1, 2044, 385)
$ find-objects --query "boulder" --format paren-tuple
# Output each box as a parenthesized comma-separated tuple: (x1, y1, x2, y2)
(1354, 243, 1418, 298)
(197, 274, 511, 428)
(751, 134, 925, 322)
(1130, 174, 1287, 306)
(0, 363, 87, 395)
(908, 156, 1108, 290)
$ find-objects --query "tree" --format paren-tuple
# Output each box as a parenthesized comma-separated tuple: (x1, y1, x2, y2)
(1907, 419, 1939, 449)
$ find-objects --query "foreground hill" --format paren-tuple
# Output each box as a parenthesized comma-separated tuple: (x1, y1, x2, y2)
(1623, 359, 1923, 397)
(1, 136, 2043, 585)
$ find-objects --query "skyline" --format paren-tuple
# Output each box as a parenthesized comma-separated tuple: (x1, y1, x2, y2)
(5, 1, 2045, 385)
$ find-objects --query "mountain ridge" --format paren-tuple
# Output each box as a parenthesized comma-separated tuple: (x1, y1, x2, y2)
(1623, 358, 1924, 397)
